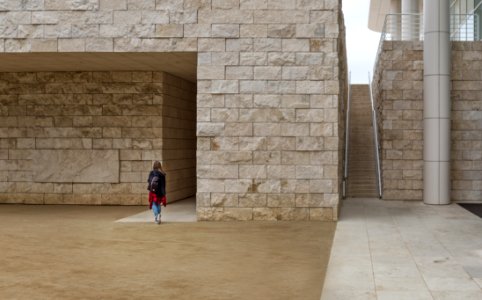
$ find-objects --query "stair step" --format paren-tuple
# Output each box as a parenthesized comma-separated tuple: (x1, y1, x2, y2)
(346, 84, 379, 198)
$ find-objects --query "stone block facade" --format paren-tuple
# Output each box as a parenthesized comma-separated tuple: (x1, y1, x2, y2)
(451, 42, 482, 202)
(0, 0, 347, 221)
(373, 41, 482, 202)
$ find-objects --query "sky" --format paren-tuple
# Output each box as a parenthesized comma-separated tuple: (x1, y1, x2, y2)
(342, 0, 381, 83)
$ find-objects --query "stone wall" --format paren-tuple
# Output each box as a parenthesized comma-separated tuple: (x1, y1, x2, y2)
(0, 0, 347, 220)
(372, 41, 424, 201)
(0, 71, 196, 205)
(161, 73, 196, 201)
(373, 41, 482, 202)
(452, 42, 482, 202)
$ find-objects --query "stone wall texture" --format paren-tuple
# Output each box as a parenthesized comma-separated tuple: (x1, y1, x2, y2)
(373, 41, 482, 202)
(162, 73, 196, 201)
(0, 0, 347, 221)
(0, 71, 196, 205)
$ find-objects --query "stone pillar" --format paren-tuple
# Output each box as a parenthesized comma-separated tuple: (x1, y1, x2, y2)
(402, 0, 419, 40)
(423, 0, 451, 205)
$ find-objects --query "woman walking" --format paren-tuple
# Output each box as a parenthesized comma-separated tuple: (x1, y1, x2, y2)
(147, 161, 166, 224)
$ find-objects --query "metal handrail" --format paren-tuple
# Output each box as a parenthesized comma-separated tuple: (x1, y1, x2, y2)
(368, 73, 382, 199)
(470, 1, 482, 14)
(342, 72, 351, 199)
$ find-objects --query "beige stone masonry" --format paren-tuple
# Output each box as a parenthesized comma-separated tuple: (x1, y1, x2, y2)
(0, 0, 347, 221)
(373, 41, 482, 203)
(0, 71, 196, 205)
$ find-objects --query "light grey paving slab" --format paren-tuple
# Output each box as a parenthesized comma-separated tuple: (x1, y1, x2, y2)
(424, 276, 481, 292)
(321, 289, 377, 300)
(474, 278, 482, 288)
(375, 276, 429, 292)
(377, 290, 434, 300)
(462, 266, 482, 278)
(372, 261, 421, 278)
(414, 256, 470, 279)
(322, 255, 375, 291)
(321, 198, 482, 300)
(431, 290, 482, 300)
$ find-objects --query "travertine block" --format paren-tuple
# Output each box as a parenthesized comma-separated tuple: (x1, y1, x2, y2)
(59, 38, 86, 52)
(252, 179, 281, 193)
(295, 165, 323, 179)
(309, 207, 333, 221)
(212, 24, 240, 38)
(211, 193, 238, 207)
(155, 24, 184, 37)
(224, 179, 251, 193)
(253, 66, 282, 80)
(253, 123, 280, 136)
(267, 24, 295, 38)
(34, 150, 119, 183)
(198, 165, 238, 179)
(266, 137, 296, 151)
(198, 9, 253, 24)
(240, 52, 268, 65)
(239, 193, 266, 207)
(240, 24, 267, 38)
(226, 66, 254, 80)
(296, 137, 323, 151)
(281, 151, 310, 164)
(295, 193, 323, 207)
(267, 194, 295, 207)
(100, 0, 127, 9)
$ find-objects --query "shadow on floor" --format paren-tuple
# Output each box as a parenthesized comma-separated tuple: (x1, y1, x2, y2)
(116, 196, 196, 223)
(458, 203, 482, 218)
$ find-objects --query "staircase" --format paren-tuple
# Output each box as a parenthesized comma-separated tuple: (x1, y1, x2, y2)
(346, 84, 379, 198)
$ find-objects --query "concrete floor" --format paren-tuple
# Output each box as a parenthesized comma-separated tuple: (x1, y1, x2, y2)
(116, 197, 197, 223)
(0, 202, 335, 300)
(321, 198, 482, 300)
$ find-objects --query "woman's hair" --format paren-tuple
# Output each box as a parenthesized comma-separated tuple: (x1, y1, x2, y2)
(153, 161, 165, 174)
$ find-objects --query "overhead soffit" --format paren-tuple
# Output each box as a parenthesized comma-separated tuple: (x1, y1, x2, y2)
(0, 52, 197, 82)
(368, 0, 392, 32)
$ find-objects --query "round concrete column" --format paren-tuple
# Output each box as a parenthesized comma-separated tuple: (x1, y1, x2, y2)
(423, 0, 451, 205)
(390, 0, 401, 39)
(402, 0, 419, 40)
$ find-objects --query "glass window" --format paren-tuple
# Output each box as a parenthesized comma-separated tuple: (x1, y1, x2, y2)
(475, 0, 482, 39)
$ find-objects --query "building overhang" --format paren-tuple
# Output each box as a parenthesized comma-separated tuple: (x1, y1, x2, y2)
(368, 0, 392, 32)
(0, 52, 197, 82)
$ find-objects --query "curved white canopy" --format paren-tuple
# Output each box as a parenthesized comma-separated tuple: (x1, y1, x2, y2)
(368, 0, 392, 32)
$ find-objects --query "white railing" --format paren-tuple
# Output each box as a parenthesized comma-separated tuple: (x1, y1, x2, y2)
(451, 14, 480, 41)
(368, 73, 382, 199)
(382, 13, 424, 41)
(374, 13, 480, 76)
(379, 13, 480, 42)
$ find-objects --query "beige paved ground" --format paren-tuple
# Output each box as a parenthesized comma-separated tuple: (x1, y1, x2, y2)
(0, 205, 335, 300)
